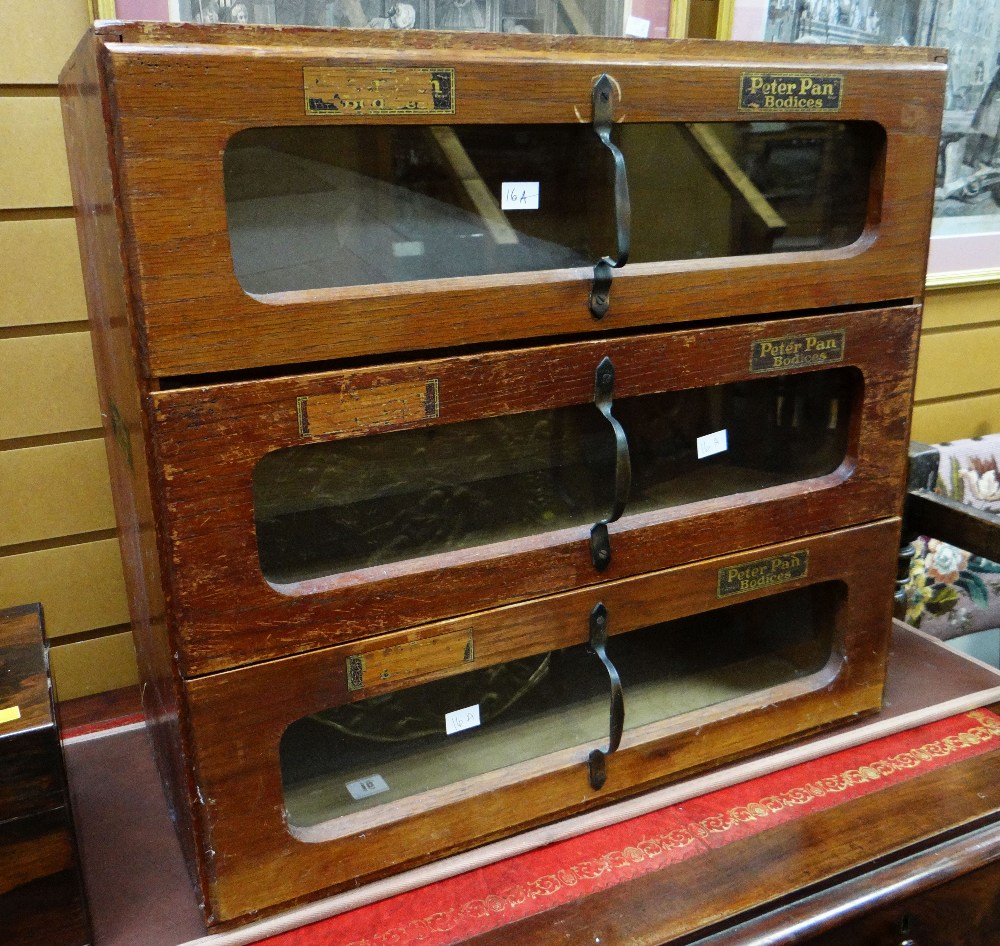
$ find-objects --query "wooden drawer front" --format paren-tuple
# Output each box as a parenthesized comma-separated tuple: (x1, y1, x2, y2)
(182, 520, 897, 923)
(152, 306, 917, 675)
(102, 32, 945, 376)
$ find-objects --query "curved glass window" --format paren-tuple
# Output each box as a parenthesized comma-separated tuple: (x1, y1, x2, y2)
(280, 581, 841, 830)
(252, 367, 857, 584)
(224, 122, 883, 294)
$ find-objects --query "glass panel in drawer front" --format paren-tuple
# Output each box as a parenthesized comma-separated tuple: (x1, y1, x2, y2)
(223, 121, 881, 294)
(279, 581, 839, 829)
(252, 367, 856, 585)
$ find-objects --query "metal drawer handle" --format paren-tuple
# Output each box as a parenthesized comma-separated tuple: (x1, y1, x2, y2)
(590, 73, 631, 320)
(587, 602, 625, 790)
(590, 356, 632, 571)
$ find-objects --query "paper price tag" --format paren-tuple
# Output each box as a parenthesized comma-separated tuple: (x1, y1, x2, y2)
(625, 15, 650, 36)
(0, 706, 21, 726)
(445, 704, 481, 735)
(392, 240, 425, 257)
(501, 182, 539, 210)
(346, 774, 389, 800)
(697, 429, 728, 459)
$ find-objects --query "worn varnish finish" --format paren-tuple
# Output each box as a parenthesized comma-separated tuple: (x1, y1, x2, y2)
(59, 31, 208, 907)
(61, 24, 944, 926)
(155, 306, 918, 675)
(0, 604, 90, 946)
(184, 521, 897, 920)
(96, 31, 947, 376)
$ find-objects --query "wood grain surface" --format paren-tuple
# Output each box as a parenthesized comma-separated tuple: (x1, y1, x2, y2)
(95, 30, 945, 375)
(59, 24, 945, 926)
(181, 519, 898, 922)
(0, 605, 61, 823)
(153, 305, 918, 674)
(60, 30, 207, 906)
(462, 748, 1000, 946)
(0, 604, 91, 946)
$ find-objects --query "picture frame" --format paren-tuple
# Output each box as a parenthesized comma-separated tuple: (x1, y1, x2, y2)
(722, 0, 1000, 288)
(107, 0, 685, 39)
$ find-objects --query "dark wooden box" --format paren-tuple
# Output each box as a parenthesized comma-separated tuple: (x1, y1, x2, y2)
(59, 23, 946, 925)
(0, 604, 91, 946)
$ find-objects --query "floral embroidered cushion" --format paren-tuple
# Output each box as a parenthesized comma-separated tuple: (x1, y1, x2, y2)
(904, 436, 1000, 640)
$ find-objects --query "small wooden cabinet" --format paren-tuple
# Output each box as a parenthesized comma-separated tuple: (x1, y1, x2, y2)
(60, 23, 946, 924)
(0, 605, 90, 946)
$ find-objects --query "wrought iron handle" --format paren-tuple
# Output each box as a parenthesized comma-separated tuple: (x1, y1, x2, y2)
(590, 73, 631, 320)
(590, 356, 632, 571)
(587, 602, 624, 790)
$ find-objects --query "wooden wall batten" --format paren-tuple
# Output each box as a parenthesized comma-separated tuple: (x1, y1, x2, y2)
(0, 333, 102, 441)
(0, 539, 129, 640)
(912, 282, 1000, 443)
(0, 99, 74, 209)
(0, 218, 88, 328)
(0, 0, 92, 85)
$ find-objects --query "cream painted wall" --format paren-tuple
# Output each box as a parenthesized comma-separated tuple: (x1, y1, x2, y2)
(0, 0, 137, 700)
(913, 284, 1000, 443)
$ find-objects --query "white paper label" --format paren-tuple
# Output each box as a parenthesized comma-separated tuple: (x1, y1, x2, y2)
(445, 703, 481, 735)
(393, 240, 425, 257)
(625, 14, 650, 37)
(0, 705, 21, 725)
(697, 429, 728, 459)
(346, 774, 390, 800)
(501, 182, 540, 210)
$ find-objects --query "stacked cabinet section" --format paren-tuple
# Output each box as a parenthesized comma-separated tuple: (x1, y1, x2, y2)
(186, 521, 897, 920)
(59, 22, 946, 926)
(152, 306, 918, 673)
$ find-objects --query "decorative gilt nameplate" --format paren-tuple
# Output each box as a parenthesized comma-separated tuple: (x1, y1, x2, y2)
(304, 66, 455, 116)
(739, 73, 843, 112)
(750, 329, 845, 373)
(717, 551, 809, 599)
(346, 631, 475, 692)
(297, 379, 440, 438)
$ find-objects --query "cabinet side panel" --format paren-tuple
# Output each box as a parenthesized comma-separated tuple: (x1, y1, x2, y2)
(58, 30, 208, 917)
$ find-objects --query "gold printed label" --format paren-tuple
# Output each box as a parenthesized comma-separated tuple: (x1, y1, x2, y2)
(304, 66, 455, 116)
(346, 631, 474, 692)
(298, 379, 440, 438)
(750, 329, 845, 373)
(739, 73, 843, 112)
(717, 551, 809, 598)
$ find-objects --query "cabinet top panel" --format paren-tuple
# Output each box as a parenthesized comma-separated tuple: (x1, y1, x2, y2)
(65, 26, 946, 378)
(94, 21, 946, 63)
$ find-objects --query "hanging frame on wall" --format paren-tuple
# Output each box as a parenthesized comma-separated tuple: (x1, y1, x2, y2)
(720, 0, 1000, 289)
(106, 0, 690, 40)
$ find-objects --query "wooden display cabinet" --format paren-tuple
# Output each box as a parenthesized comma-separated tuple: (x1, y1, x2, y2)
(60, 23, 946, 925)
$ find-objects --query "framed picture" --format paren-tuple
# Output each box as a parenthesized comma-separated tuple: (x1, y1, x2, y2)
(723, 0, 1000, 287)
(109, 0, 682, 38)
